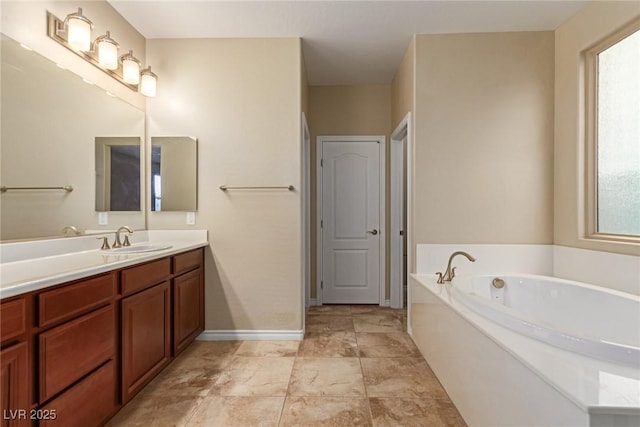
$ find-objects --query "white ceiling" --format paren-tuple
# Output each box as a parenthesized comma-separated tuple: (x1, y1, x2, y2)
(109, 0, 588, 85)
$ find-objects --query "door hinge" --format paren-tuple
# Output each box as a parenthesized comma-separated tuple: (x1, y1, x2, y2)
(320, 158, 324, 167)
(399, 230, 404, 236)
(320, 219, 323, 228)
(320, 280, 323, 289)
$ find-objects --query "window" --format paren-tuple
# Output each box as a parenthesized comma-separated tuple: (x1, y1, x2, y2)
(585, 21, 640, 241)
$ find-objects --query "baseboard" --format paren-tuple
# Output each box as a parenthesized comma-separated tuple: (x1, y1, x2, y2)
(309, 299, 390, 307)
(197, 330, 304, 341)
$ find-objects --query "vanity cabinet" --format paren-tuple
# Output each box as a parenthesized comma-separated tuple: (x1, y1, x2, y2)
(0, 296, 30, 427)
(0, 246, 205, 426)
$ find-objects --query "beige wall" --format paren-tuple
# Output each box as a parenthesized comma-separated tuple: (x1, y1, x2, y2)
(391, 36, 415, 128)
(554, 1, 640, 256)
(146, 38, 303, 331)
(1, 0, 146, 110)
(307, 85, 391, 301)
(413, 32, 555, 245)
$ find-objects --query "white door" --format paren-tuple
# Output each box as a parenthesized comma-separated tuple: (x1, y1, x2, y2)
(319, 137, 383, 304)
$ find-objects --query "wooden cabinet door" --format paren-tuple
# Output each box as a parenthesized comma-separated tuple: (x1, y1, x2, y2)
(1, 342, 29, 427)
(173, 269, 204, 355)
(121, 282, 171, 403)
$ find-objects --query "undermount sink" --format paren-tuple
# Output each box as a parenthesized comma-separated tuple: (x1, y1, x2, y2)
(108, 244, 172, 254)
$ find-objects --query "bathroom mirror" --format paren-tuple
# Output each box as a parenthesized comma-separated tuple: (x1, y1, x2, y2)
(150, 137, 198, 211)
(95, 137, 142, 211)
(0, 33, 145, 241)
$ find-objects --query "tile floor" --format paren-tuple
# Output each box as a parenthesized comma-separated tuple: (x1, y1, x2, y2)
(107, 305, 467, 426)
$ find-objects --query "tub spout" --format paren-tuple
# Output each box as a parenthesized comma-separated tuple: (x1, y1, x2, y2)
(436, 251, 476, 284)
(62, 225, 81, 236)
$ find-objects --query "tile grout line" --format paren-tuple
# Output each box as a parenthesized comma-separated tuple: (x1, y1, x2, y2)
(277, 340, 301, 427)
(354, 313, 376, 426)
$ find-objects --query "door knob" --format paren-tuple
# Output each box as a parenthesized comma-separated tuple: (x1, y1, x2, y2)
(367, 229, 378, 235)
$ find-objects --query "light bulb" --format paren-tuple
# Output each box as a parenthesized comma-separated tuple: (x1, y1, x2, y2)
(121, 51, 141, 85)
(140, 67, 157, 97)
(67, 9, 92, 51)
(96, 31, 119, 70)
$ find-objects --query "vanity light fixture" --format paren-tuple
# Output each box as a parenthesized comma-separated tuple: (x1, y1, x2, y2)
(47, 8, 158, 96)
(94, 31, 119, 70)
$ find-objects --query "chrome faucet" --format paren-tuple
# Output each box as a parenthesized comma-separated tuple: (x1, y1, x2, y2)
(436, 251, 476, 284)
(113, 226, 133, 248)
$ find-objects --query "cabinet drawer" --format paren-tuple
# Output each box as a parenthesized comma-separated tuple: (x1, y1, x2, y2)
(0, 297, 26, 343)
(121, 258, 171, 296)
(173, 248, 203, 275)
(40, 360, 118, 427)
(39, 273, 116, 328)
(39, 305, 115, 401)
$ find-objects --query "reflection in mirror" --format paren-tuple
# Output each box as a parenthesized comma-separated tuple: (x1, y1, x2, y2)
(151, 137, 197, 211)
(0, 33, 145, 241)
(95, 137, 141, 211)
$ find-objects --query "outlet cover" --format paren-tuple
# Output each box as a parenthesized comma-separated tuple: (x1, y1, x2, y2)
(98, 212, 108, 225)
(186, 212, 196, 225)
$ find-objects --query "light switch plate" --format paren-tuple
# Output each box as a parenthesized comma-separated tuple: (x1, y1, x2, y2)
(98, 212, 108, 225)
(186, 212, 196, 225)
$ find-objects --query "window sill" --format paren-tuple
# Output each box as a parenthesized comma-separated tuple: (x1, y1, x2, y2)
(582, 233, 640, 246)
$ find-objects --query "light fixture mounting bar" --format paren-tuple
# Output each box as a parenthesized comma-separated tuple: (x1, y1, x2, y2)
(46, 11, 138, 91)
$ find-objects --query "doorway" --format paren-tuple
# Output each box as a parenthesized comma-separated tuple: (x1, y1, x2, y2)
(390, 113, 411, 309)
(316, 136, 386, 305)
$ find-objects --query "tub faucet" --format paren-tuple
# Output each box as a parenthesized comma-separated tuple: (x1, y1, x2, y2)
(436, 251, 476, 284)
(113, 226, 133, 248)
(62, 225, 81, 236)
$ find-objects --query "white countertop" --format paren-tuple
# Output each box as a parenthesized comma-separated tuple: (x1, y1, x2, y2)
(411, 273, 640, 415)
(0, 230, 208, 299)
